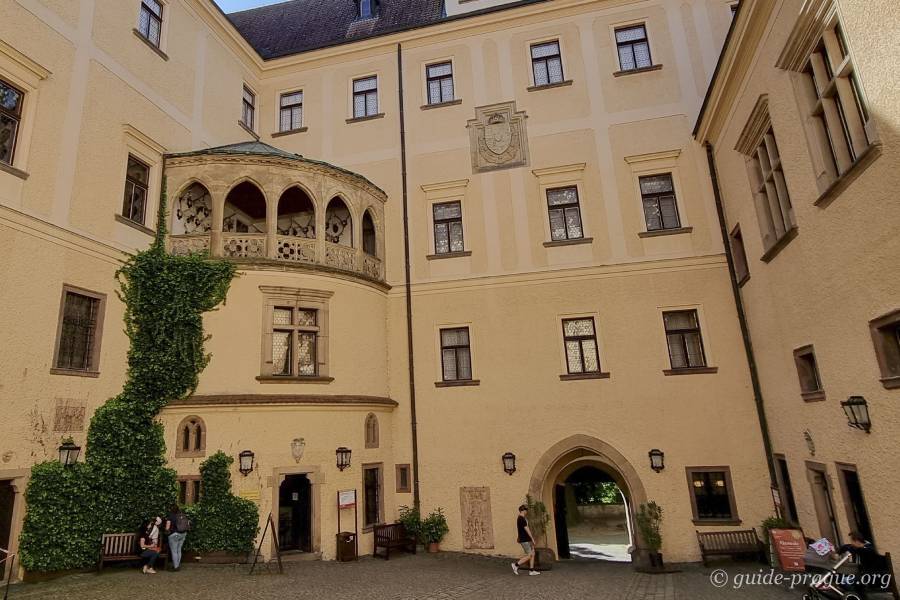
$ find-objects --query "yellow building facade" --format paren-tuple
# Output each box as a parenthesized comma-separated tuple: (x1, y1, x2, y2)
(0, 0, 893, 579)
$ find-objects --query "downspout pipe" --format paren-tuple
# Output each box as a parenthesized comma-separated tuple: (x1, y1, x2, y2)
(397, 43, 421, 510)
(704, 142, 780, 502)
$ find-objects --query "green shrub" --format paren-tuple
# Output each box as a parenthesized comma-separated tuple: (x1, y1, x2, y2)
(397, 505, 421, 540)
(184, 452, 259, 555)
(636, 501, 663, 552)
(19, 182, 235, 571)
(419, 508, 449, 545)
(525, 494, 551, 546)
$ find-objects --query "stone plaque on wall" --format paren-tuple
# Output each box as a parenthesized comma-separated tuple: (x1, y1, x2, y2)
(460, 486, 495, 549)
(53, 399, 86, 432)
(467, 101, 530, 173)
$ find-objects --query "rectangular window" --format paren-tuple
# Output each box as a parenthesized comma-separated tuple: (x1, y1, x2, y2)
(432, 201, 464, 254)
(794, 345, 824, 399)
(531, 41, 564, 87)
(363, 464, 383, 528)
(122, 155, 150, 225)
(687, 467, 737, 522)
(396, 464, 411, 494)
(663, 310, 707, 370)
(426, 62, 454, 105)
(0, 78, 24, 166)
(546, 186, 583, 241)
(615, 24, 653, 71)
(440, 327, 472, 382)
(562, 318, 601, 374)
(640, 174, 681, 231)
(53, 287, 106, 373)
(730, 225, 750, 284)
(869, 308, 900, 389)
(272, 307, 319, 377)
(748, 128, 794, 252)
(138, 0, 163, 48)
(353, 76, 378, 118)
(279, 91, 303, 132)
(241, 86, 255, 130)
(177, 477, 201, 506)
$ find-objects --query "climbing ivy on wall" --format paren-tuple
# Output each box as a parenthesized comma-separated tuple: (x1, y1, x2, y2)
(19, 180, 237, 571)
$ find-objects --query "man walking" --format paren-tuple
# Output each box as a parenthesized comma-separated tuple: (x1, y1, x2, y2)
(511, 504, 540, 576)
(166, 503, 191, 571)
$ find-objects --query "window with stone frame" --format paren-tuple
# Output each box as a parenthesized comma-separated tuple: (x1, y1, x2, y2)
(663, 310, 707, 370)
(432, 201, 464, 254)
(122, 155, 150, 225)
(241, 85, 255, 130)
(137, 0, 163, 48)
(531, 41, 564, 87)
(869, 308, 900, 389)
(794, 345, 825, 400)
(687, 467, 738, 522)
(0, 77, 24, 166)
(615, 24, 653, 71)
(175, 416, 206, 457)
(546, 186, 583, 241)
(365, 413, 379, 449)
(440, 327, 472, 382)
(396, 464, 411, 494)
(260, 287, 332, 380)
(748, 127, 795, 254)
(352, 76, 378, 118)
(426, 62, 454, 105)
(177, 476, 201, 506)
(639, 174, 681, 232)
(562, 318, 601, 374)
(362, 463, 383, 528)
(279, 91, 303, 132)
(52, 286, 106, 375)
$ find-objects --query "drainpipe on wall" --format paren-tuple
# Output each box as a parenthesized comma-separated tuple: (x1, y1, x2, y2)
(397, 43, 421, 511)
(704, 142, 780, 508)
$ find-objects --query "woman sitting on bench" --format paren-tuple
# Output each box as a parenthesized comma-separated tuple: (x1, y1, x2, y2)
(139, 517, 163, 574)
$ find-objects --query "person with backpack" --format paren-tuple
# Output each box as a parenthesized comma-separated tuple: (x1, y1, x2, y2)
(166, 504, 191, 571)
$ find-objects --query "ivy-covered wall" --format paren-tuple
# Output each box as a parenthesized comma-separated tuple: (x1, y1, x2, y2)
(19, 184, 237, 571)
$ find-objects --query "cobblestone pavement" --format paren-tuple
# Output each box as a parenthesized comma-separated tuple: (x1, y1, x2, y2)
(6, 554, 804, 599)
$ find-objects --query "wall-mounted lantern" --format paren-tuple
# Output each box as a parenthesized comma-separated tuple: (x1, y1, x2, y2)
(502, 452, 517, 476)
(648, 449, 665, 473)
(841, 396, 872, 433)
(336, 446, 352, 471)
(58, 440, 81, 467)
(291, 438, 306, 463)
(238, 450, 255, 475)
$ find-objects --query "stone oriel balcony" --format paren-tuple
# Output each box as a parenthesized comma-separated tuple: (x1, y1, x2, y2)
(164, 142, 387, 285)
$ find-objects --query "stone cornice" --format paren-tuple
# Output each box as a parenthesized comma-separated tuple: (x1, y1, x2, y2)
(776, 0, 837, 72)
(734, 95, 770, 155)
(167, 394, 398, 409)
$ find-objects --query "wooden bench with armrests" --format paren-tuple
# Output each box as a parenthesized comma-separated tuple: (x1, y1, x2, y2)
(373, 523, 416, 560)
(696, 529, 766, 567)
(97, 532, 168, 571)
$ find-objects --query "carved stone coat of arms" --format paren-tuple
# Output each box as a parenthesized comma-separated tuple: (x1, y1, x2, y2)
(467, 101, 529, 173)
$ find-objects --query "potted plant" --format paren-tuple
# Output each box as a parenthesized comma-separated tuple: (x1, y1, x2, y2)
(420, 508, 449, 553)
(398, 505, 421, 546)
(635, 501, 664, 571)
(525, 494, 555, 570)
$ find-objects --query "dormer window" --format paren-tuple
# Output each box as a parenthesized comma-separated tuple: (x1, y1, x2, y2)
(358, 0, 379, 19)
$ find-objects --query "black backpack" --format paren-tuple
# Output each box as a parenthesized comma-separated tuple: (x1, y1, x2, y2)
(173, 512, 192, 533)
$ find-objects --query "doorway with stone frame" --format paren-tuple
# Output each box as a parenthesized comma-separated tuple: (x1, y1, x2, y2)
(270, 466, 322, 559)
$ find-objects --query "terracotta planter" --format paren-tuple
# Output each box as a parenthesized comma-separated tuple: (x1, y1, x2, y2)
(426, 542, 441, 553)
(534, 547, 556, 571)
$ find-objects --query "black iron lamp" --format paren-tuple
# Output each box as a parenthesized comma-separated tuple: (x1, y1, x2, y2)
(58, 440, 81, 467)
(502, 452, 517, 476)
(648, 449, 665, 472)
(841, 396, 871, 433)
(336, 446, 352, 471)
(238, 450, 255, 475)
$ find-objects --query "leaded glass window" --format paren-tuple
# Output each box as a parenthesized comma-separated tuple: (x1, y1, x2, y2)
(441, 327, 472, 382)
(242, 86, 255, 130)
(615, 25, 652, 71)
(56, 291, 101, 371)
(531, 41, 564, 86)
(563, 318, 601, 374)
(426, 62, 454, 105)
(547, 186, 583, 241)
(353, 76, 378, 118)
(0, 78, 23, 166)
(138, 0, 163, 48)
(279, 91, 303, 132)
(122, 155, 150, 225)
(663, 310, 707, 369)
(433, 201, 464, 255)
(271, 306, 319, 377)
(639, 174, 681, 231)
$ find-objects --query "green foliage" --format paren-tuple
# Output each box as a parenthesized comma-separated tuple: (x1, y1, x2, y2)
(184, 452, 258, 555)
(573, 481, 624, 505)
(636, 501, 663, 552)
(419, 508, 449, 545)
(397, 505, 421, 540)
(19, 180, 236, 571)
(525, 494, 551, 545)
(760, 516, 792, 532)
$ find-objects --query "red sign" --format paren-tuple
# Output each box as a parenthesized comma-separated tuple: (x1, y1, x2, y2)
(770, 529, 806, 572)
(338, 489, 357, 509)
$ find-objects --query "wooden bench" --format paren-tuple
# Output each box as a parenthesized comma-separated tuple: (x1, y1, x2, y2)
(697, 529, 765, 566)
(98, 533, 168, 571)
(373, 523, 416, 560)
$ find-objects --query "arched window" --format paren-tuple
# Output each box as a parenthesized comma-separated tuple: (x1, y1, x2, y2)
(325, 197, 353, 246)
(175, 416, 206, 457)
(365, 413, 379, 449)
(172, 182, 212, 235)
(223, 181, 266, 233)
(362, 210, 377, 256)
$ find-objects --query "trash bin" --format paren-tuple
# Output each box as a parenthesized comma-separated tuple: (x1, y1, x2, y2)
(336, 532, 357, 562)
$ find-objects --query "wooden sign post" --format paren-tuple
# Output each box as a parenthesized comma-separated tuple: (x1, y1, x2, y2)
(249, 513, 283, 575)
(770, 529, 806, 572)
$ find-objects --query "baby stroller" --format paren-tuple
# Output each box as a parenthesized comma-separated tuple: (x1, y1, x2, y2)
(802, 552, 865, 600)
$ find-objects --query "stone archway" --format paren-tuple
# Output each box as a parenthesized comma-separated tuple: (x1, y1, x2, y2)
(528, 435, 650, 567)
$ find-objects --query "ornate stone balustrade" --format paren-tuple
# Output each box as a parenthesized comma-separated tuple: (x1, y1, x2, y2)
(169, 234, 210, 256)
(276, 235, 317, 264)
(222, 233, 266, 259)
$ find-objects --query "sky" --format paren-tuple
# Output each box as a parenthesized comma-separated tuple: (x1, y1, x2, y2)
(214, 0, 291, 13)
